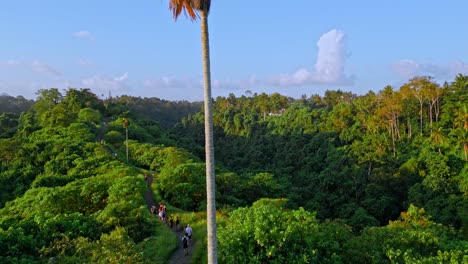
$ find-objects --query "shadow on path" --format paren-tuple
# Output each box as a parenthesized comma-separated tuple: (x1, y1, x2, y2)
(143, 174, 156, 210)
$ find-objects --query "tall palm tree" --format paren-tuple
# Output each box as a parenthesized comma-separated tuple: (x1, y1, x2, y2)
(122, 118, 129, 162)
(168, 1, 217, 263)
(455, 105, 468, 160)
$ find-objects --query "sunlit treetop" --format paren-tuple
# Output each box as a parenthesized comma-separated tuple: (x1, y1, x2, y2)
(169, 0, 211, 21)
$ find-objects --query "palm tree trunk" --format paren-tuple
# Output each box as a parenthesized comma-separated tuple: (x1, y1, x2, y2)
(125, 127, 128, 162)
(200, 9, 217, 264)
(429, 104, 433, 135)
(391, 121, 396, 157)
(420, 101, 423, 136)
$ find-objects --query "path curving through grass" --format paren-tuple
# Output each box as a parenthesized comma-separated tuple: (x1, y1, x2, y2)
(142, 174, 194, 264)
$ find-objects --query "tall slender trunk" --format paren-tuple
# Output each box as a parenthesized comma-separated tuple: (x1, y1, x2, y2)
(200, 10, 217, 264)
(125, 127, 128, 162)
(394, 113, 400, 139)
(407, 119, 412, 139)
(429, 104, 433, 135)
(419, 100, 423, 136)
(390, 121, 396, 157)
(434, 98, 440, 122)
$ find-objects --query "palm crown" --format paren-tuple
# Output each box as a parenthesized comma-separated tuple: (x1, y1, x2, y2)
(169, 0, 211, 20)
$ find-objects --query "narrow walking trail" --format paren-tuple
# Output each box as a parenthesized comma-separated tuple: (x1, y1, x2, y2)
(142, 174, 193, 264)
(96, 117, 112, 143)
(167, 228, 195, 264)
(143, 174, 156, 210)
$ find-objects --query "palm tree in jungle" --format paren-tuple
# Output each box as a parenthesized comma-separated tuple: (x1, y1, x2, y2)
(122, 118, 129, 162)
(168, 0, 217, 263)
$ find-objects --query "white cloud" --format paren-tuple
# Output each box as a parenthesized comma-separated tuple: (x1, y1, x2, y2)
(0, 80, 69, 100)
(80, 73, 130, 96)
(0, 60, 63, 99)
(392, 59, 468, 79)
(391, 60, 422, 79)
(211, 79, 225, 89)
(30, 60, 61, 76)
(211, 75, 260, 90)
(141, 76, 201, 100)
(241, 75, 261, 87)
(314, 29, 350, 82)
(143, 75, 260, 91)
(140, 75, 261, 101)
(268, 29, 354, 87)
(143, 76, 197, 89)
(72, 30, 94, 40)
(1, 60, 61, 77)
(114, 72, 128, 82)
(267, 68, 313, 86)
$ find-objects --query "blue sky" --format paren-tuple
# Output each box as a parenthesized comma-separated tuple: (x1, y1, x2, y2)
(1, 0, 467, 101)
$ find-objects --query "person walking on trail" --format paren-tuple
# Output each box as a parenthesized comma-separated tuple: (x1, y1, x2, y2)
(169, 217, 174, 229)
(182, 233, 189, 256)
(185, 224, 193, 245)
(162, 207, 167, 223)
(144, 173, 148, 186)
(175, 216, 180, 232)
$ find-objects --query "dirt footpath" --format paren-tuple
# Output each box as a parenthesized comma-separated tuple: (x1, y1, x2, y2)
(167, 229, 194, 264)
(142, 174, 194, 264)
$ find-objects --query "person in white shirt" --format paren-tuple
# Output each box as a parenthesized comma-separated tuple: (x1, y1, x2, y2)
(185, 224, 193, 245)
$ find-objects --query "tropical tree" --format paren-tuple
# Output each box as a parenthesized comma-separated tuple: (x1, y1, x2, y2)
(33, 88, 62, 115)
(440, 75, 468, 160)
(377, 85, 403, 156)
(168, 0, 217, 262)
(218, 199, 352, 263)
(400, 77, 431, 136)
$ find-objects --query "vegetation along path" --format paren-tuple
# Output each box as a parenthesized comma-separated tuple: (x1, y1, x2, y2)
(142, 174, 193, 264)
(167, 230, 195, 264)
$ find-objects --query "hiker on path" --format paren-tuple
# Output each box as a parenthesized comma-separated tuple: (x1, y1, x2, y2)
(162, 207, 167, 222)
(144, 173, 148, 186)
(185, 224, 193, 245)
(169, 217, 174, 229)
(158, 208, 164, 222)
(175, 216, 180, 232)
(182, 233, 189, 256)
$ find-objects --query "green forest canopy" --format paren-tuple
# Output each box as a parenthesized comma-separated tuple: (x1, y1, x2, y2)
(0, 75, 466, 263)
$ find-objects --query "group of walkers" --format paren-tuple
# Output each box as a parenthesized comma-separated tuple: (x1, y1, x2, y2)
(144, 172, 194, 257)
(146, 173, 167, 222)
(151, 202, 168, 222)
(168, 215, 180, 231)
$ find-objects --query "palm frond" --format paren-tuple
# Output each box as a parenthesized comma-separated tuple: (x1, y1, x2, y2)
(169, 0, 198, 21)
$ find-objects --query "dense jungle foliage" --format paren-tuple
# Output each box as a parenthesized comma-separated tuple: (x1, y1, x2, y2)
(0, 75, 467, 263)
